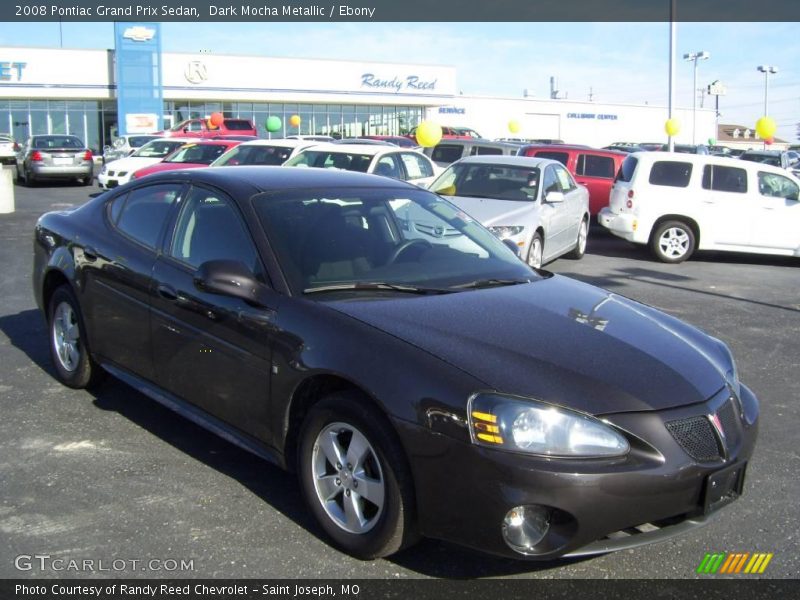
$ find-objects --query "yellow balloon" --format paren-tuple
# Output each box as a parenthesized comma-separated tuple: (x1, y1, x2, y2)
(755, 116, 777, 140)
(289, 114, 301, 127)
(664, 118, 680, 137)
(508, 120, 521, 134)
(415, 121, 443, 147)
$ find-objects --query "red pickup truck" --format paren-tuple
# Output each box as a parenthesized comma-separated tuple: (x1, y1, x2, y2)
(160, 118, 257, 139)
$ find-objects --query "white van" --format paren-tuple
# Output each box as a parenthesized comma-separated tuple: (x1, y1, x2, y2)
(598, 152, 800, 262)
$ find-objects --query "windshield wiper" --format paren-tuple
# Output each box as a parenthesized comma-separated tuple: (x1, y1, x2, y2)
(303, 282, 456, 295)
(450, 278, 533, 290)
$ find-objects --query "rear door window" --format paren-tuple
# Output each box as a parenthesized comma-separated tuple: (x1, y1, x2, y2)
(532, 151, 569, 167)
(431, 144, 464, 164)
(577, 154, 615, 178)
(616, 156, 638, 182)
(471, 146, 503, 156)
(649, 161, 693, 188)
(399, 152, 433, 180)
(113, 184, 182, 250)
(701, 165, 748, 194)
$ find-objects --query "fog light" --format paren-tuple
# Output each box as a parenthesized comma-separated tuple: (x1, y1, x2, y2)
(502, 505, 550, 553)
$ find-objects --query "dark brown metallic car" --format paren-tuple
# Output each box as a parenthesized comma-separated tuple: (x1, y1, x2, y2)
(33, 167, 758, 560)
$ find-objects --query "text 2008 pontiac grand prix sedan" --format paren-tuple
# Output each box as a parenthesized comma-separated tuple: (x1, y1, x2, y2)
(33, 166, 757, 560)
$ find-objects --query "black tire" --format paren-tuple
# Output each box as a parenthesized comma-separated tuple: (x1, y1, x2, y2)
(24, 168, 36, 187)
(566, 217, 589, 260)
(47, 285, 103, 389)
(650, 220, 696, 263)
(298, 392, 418, 559)
(526, 231, 544, 269)
(82, 176, 93, 187)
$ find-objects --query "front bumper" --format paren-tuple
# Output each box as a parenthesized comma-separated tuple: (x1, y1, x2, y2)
(97, 171, 131, 190)
(395, 384, 758, 559)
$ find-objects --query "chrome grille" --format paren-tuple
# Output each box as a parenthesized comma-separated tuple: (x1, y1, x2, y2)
(666, 416, 721, 462)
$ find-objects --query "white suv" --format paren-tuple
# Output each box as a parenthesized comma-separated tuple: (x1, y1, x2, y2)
(598, 152, 800, 262)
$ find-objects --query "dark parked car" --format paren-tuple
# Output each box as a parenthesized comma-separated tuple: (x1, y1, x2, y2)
(33, 167, 758, 560)
(739, 149, 800, 175)
(16, 134, 94, 186)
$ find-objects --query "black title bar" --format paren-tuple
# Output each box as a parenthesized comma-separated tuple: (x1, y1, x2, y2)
(2, 0, 800, 22)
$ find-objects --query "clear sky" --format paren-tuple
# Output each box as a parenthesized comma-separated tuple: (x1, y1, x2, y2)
(1, 21, 798, 142)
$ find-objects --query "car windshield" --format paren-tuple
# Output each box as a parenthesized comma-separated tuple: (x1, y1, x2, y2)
(129, 136, 159, 148)
(212, 144, 294, 166)
(132, 140, 185, 158)
(284, 151, 373, 172)
(33, 136, 83, 149)
(165, 143, 231, 164)
(253, 188, 536, 295)
(741, 153, 781, 167)
(428, 163, 541, 201)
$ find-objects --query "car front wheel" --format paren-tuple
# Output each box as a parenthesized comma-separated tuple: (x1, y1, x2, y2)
(526, 232, 544, 269)
(567, 218, 588, 259)
(48, 285, 102, 388)
(650, 220, 696, 263)
(298, 393, 417, 559)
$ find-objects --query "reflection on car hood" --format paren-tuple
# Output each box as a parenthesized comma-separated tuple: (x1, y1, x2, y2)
(447, 195, 535, 227)
(329, 275, 728, 414)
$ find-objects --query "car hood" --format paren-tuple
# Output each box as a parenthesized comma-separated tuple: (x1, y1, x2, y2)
(105, 156, 164, 171)
(447, 195, 535, 227)
(328, 275, 729, 415)
(136, 162, 206, 176)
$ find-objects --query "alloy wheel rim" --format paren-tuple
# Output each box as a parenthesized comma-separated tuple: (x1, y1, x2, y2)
(528, 238, 543, 269)
(311, 422, 385, 534)
(658, 227, 690, 259)
(52, 301, 80, 372)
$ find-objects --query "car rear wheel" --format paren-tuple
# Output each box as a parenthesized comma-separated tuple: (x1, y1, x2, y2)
(526, 232, 544, 269)
(650, 220, 696, 263)
(48, 285, 102, 389)
(566, 218, 588, 260)
(298, 393, 417, 559)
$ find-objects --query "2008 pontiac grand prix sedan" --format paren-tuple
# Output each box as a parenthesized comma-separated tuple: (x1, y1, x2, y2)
(33, 166, 758, 560)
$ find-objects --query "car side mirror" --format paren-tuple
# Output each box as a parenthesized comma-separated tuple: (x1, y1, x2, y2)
(434, 184, 456, 196)
(193, 260, 270, 308)
(545, 191, 564, 203)
(183, 127, 191, 133)
(502, 238, 521, 257)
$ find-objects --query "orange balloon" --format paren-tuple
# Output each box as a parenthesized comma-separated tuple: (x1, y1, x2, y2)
(289, 114, 301, 127)
(209, 112, 224, 127)
(206, 119, 217, 130)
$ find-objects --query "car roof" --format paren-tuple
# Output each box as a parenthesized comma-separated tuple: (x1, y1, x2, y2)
(176, 139, 239, 146)
(294, 142, 402, 156)
(627, 151, 798, 177)
(523, 144, 624, 156)
(741, 149, 781, 156)
(138, 165, 421, 193)
(456, 155, 558, 168)
(236, 139, 315, 148)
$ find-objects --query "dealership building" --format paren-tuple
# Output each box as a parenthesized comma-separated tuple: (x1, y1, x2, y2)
(0, 23, 716, 152)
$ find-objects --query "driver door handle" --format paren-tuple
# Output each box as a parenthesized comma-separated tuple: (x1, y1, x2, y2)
(156, 284, 178, 301)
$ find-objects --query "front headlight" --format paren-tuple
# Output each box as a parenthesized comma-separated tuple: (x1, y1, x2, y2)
(488, 225, 524, 240)
(469, 393, 630, 458)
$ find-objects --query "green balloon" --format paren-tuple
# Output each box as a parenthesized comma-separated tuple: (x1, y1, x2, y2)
(266, 116, 282, 132)
(708, 138, 716, 145)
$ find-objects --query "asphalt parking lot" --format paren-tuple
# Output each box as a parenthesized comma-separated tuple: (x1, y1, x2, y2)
(0, 176, 797, 580)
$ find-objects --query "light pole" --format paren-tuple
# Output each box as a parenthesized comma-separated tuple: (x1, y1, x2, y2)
(757, 65, 778, 117)
(684, 51, 710, 145)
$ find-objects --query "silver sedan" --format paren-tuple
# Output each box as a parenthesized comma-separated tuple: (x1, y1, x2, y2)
(425, 155, 590, 268)
(16, 135, 94, 186)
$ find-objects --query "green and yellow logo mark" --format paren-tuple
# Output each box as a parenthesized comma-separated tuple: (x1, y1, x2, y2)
(697, 552, 773, 574)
